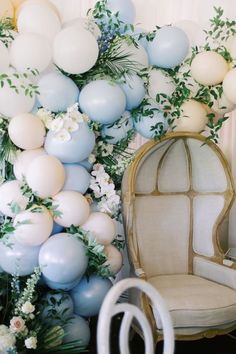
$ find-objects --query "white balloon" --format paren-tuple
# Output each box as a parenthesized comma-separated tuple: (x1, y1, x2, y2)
(63, 17, 101, 39)
(53, 191, 90, 227)
(13, 205, 53, 246)
(223, 68, 236, 104)
(174, 20, 205, 48)
(177, 63, 200, 97)
(8, 113, 45, 150)
(53, 27, 99, 74)
(119, 40, 149, 69)
(26, 155, 65, 198)
(104, 244, 123, 274)
(0, 72, 35, 117)
(17, 2, 61, 42)
(10, 33, 52, 73)
(82, 212, 116, 245)
(191, 51, 229, 86)
(0, 180, 29, 217)
(229, 36, 236, 60)
(212, 93, 235, 115)
(173, 100, 208, 132)
(0, 41, 10, 72)
(13, 148, 47, 180)
(148, 68, 175, 105)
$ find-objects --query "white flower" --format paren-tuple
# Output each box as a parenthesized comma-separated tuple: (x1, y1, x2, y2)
(53, 129, 71, 142)
(50, 117, 64, 132)
(36, 108, 54, 129)
(88, 154, 96, 164)
(0, 325, 9, 336)
(10, 316, 26, 333)
(25, 336, 37, 349)
(63, 117, 79, 132)
(21, 301, 35, 314)
(0, 331, 16, 352)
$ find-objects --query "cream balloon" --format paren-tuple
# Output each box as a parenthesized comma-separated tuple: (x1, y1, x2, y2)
(13, 205, 53, 246)
(15, 0, 59, 17)
(0, 0, 14, 19)
(0, 180, 28, 217)
(148, 68, 175, 104)
(212, 93, 235, 115)
(13, 148, 47, 180)
(223, 68, 236, 104)
(53, 191, 90, 227)
(0, 41, 10, 73)
(11, 0, 25, 8)
(174, 99, 208, 132)
(63, 17, 101, 39)
(191, 51, 229, 86)
(119, 40, 149, 69)
(104, 244, 123, 274)
(53, 27, 99, 74)
(26, 155, 65, 198)
(82, 212, 116, 246)
(17, 2, 61, 42)
(8, 113, 45, 150)
(10, 33, 52, 73)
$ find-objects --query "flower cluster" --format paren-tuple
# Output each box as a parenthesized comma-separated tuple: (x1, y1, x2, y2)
(37, 103, 89, 142)
(89, 163, 120, 218)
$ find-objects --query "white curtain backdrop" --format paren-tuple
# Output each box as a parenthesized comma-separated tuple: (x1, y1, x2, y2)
(51, 0, 236, 248)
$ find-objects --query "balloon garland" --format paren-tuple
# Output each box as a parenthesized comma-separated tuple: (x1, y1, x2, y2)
(0, 1, 236, 352)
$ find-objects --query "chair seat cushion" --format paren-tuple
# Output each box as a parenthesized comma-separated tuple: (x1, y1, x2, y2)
(149, 274, 236, 329)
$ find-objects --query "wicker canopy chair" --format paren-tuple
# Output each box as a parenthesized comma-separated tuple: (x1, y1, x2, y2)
(121, 132, 236, 343)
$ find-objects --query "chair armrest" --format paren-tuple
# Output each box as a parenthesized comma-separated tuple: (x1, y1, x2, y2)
(193, 256, 236, 289)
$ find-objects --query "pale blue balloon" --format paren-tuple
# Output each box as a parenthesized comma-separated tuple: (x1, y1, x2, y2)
(41, 292, 74, 324)
(147, 26, 189, 68)
(51, 222, 64, 235)
(0, 234, 40, 276)
(44, 122, 95, 163)
(31, 98, 41, 113)
(70, 275, 112, 317)
(37, 72, 79, 112)
(63, 314, 90, 347)
(39, 233, 88, 284)
(63, 164, 91, 194)
(78, 159, 93, 172)
(101, 111, 134, 144)
(44, 276, 81, 291)
(107, 0, 136, 24)
(120, 74, 146, 110)
(125, 27, 148, 48)
(134, 108, 169, 139)
(79, 80, 126, 124)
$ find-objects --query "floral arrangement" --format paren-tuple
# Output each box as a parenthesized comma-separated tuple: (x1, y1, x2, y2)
(0, 0, 236, 352)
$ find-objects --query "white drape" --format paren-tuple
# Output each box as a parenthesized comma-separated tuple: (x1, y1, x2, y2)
(51, 0, 236, 247)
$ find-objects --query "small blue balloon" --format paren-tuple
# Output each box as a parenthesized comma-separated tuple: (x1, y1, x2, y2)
(44, 122, 95, 163)
(0, 235, 40, 276)
(120, 74, 146, 110)
(63, 314, 90, 347)
(107, 0, 136, 24)
(134, 107, 169, 139)
(44, 276, 81, 291)
(41, 291, 74, 324)
(70, 275, 112, 317)
(37, 72, 79, 112)
(39, 233, 88, 284)
(63, 164, 91, 194)
(101, 111, 134, 144)
(51, 222, 64, 235)
(78, 159, 93, 172)
(79, 80, 126, 124)
(147, 26, 189, 68)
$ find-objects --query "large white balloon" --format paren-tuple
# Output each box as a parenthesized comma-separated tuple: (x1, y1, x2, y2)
(10, 33, 52, 73)
(17, 2, 61, 42)
(0, 41, 10, 73)
(0, 180, 28, 218)
(212, 93, 235, 115)
(53, 27, 99, 74)
(13, 205, 53, 246)
(148, 69, 176, 105)
(191, 51, 229, 86)
(223, 68, 236, 104)
(13, 148, 47, 180)
(53, 191, 90, 227)
(173, 100, 208, 132)
(8, 113, 45, 150)
(63, 17, 101, 39)
(82, 212, 116, 245)
(174, 20, 205, 48)
(119, 40, 149, 69)
(26, 155, 65, 198)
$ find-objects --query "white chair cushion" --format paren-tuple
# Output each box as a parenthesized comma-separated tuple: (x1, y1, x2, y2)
(149, 274, 236, 329)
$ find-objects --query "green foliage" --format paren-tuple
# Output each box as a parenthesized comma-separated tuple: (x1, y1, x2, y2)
(0, 17, 15, 47)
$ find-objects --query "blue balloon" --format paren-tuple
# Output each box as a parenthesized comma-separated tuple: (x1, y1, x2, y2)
(107, 0, 136, 24)
(41, 291, 74, 324)
(79, 80, 126, 124)
(44, 276, 81, 291)
(147, 26, 189, 68)
(37, 72, 79, 112)
(0, 235, 40, 276)
(70, 275, 112, 317)
(44, 122, 95, 163)
(63, 314, 90, 347)
(78, 159, 93, 172)
(51, 222, 64, 235)
(120, 74, 146, 110)
(39, 233, 88, 283)
(101, 111, 134, 144)
(63, 164, 91, 194)
(134, 106, 169, 139)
